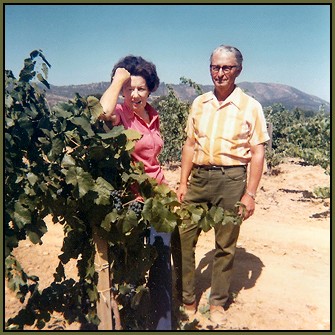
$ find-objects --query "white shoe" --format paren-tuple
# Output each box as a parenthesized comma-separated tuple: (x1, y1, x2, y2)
(209, 305, 226, 325)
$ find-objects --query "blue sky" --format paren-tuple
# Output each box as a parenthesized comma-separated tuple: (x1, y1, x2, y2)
(5, 4, 330, 102)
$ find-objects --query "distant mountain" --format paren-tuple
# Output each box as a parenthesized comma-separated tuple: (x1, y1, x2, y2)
(238, 82, 330, 113)
(45, 81, 330, 113)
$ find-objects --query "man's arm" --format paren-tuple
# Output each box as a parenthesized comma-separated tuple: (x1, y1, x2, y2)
(177, 136, 195, 202)
(240, 143, 266, 220)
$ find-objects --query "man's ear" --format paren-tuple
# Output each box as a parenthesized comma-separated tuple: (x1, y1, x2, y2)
(236, 65, 243, 77)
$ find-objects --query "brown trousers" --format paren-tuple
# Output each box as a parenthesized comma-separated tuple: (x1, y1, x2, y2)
(178, 166, 247, 306)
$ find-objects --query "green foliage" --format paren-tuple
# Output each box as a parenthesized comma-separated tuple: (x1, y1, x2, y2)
(152, 77, 202, 164)
(313, 186, 330, 199)
(177, 202, 244, 233)
(264, 104, 330, 174)
(179, 76, 204, 96)
(5, 52, 243, 330)
(152, 84, 190, 163)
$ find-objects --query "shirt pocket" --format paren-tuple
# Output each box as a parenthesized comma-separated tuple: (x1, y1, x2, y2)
(234, 120, 252, 140)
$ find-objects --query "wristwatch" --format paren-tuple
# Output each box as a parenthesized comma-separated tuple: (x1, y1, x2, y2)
(245, 190, 256, 200)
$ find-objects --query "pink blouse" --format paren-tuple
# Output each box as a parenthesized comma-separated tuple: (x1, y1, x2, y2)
(114, 103, 165, 184)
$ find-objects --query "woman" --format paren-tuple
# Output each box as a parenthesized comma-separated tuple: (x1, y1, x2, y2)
(100, 55, 172, 330)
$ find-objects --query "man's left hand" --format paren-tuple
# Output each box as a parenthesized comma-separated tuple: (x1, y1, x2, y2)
(239, 193, 255, 220)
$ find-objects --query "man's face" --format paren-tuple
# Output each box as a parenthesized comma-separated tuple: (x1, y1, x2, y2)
(210, 52, 242, 90)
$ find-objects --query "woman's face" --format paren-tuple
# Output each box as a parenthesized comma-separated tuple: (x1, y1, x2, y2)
(122, 76, 150, 113)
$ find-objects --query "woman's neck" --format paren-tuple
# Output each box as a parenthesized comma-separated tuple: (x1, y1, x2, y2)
(135, 109, 150, 124)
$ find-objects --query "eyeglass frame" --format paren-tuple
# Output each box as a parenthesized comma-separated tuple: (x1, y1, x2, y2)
(210, 64, 239, 73)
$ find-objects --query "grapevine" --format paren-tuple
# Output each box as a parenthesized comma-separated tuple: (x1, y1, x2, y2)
(264, 104, 330, 175)
(5, 51, 244, 330)
(151, 84, 190, 164)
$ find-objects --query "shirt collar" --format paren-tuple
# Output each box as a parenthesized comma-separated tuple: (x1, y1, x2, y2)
(145, 102, 159, 121)
(203, 86, 242, 110)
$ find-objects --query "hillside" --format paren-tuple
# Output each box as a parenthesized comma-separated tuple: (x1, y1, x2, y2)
(238, 82, 330, 113)
(45, 81, 330, 113)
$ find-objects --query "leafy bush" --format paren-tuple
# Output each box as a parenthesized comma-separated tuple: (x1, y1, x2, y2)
(313, 186, 330, 199)
(264, 104, 330, 174)
(152, 85, 189, 163)
(151, 77, 203, 164)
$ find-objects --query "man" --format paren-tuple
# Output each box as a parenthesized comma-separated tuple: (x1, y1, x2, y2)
(176, 45, 270, 325)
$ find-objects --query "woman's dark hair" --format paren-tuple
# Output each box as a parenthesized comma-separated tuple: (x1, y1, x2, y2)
(111, 55, 160, 93)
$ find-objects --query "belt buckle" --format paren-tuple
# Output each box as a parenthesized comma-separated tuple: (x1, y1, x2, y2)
(207, 165, 222, 170)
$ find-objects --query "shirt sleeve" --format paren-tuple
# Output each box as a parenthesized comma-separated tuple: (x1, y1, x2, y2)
(185, 97, 201, 140)
(113, 104, 123, 126)
(185, 112, 195, 139)
(249, 102, 270, 146)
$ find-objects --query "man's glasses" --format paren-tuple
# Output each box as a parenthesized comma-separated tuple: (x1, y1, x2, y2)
(210, 65, 239, 73)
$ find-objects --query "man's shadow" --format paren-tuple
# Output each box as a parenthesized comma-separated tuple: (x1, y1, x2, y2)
(194, 247, 264, 308)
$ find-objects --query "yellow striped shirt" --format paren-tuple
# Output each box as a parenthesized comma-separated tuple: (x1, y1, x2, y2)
(186, 86, 270, 166)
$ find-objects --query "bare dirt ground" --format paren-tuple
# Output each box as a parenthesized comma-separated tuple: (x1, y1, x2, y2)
(5, 158, 331, 331)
